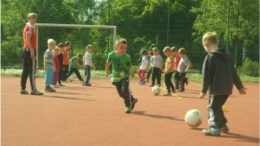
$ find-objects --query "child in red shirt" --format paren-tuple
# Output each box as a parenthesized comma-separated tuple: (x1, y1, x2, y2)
(52, 47, 60, 88)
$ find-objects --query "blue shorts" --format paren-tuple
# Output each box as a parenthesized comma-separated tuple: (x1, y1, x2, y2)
(45, 69, 54, 86)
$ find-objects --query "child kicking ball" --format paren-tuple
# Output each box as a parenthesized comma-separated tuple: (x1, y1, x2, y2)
(105, 38, 138, 113)
(199, 32, 246, 136)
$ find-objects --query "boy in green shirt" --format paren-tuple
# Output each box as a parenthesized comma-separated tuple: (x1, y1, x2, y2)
(64, 53, 83, 82)
(105, 38, 138, 113)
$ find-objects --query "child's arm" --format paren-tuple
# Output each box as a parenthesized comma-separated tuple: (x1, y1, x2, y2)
(232, 64, 246, 94)
(185, 62, 192, 72)
(130, 67, 135, 78)
(76, 58, 81, 68)
(199, 56, 213, 98)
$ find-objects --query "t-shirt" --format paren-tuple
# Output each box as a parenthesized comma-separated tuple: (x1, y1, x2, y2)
(23, 22, 36, 49)
(54, 55, 60, 72)
(177, 55, 190, 73)
(44, 48, 54, 71)
(63, 50, 70, 65)
(164, 57, 174, 73)
(150, 55, 163, 68)
(69, 56, 79, 69)
(107, 51, 131, 82)
(139, 55, 149, 70)
(173, 54, 181, 71)
(83, 52, 93, 66)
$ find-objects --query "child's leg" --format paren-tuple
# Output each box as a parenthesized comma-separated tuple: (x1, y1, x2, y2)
(208, 95, 229, 128)
(112, 81, 124, 98)
(142, 70, 146, 81)
(58, 71, 62, 84)
(64, 68, 73, 81)
(157, 69, 161, 85)
(85, 65, 91, 83)
(74, 68, 83, 81)
(174, 71, 180, 90)
(45, 70, 52, 87)
(164, 73, 171, 93)
(62, 65, 69, 81)
(146, 68, 151, 81)
(138, 69, 143, 81)
(52, 72, 58, 85)
(121, 79, 134, 107)
(151, 68, 156, 86)
(21, 49, 30, 90)
(180, 73, 186, 91)
(168, 72, 175, 92)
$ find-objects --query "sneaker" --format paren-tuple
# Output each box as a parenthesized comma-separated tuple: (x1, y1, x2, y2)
(59, 83, 65, 87)
(125, 106, 132, 113)
(52, 85, 59, 88)
(45, 86, 56, 92)
(163, 93, 172, 96)
(176, 89, 184, 92)
(139, 80, 145, 85)
(145, 79, 149, 83)
(131, 98, 138, 110)
(202, 127, 221, 136)
(21, 90, 29, 95)
(221, 125, 229, 133)
(31, 89, 43, 95)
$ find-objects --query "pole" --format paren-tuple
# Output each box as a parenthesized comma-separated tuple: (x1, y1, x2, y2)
(113, 27, 117, 50)
(36, 26, 39, 72)
(226, 0, 230, 53)
(167, 0, 170, 45)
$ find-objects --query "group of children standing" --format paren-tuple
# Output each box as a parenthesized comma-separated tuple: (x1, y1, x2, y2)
(43, 39, 94, 92)
(138, 46, 191, 96)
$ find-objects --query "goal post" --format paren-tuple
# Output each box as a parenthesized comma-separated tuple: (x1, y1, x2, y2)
(34, 23, 117, 70)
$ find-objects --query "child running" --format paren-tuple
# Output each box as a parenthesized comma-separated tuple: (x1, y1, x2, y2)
(176, 48, 191, 92)
(199, 32, 246, 136)
(105, 38, 138, 113)
(163, 46, 175, 96)
(52, 46, 60, 88)
(44, 39, 56, 92)
(57, 43, 65, 86)
(145, 50, 153, 83)
(64, 53, 84, 82)
(83, 44, 95, 86)
(150, 47, 163, 87)
(138, 50, 149, 85)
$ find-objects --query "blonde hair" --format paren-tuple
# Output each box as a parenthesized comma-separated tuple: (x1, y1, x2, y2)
(152, 47, 159, 51)
(202, 32, 219, 46)
(27, 13, 37, 18)
(163, 46, 171, 53)
(115, 38, 127, 49)
(178, 48, 186, 55)
(54, 46, 59, 53)
(47, 38, 56, 45)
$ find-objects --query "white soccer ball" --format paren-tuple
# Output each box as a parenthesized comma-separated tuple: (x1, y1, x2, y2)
(184, 109, 202, 128)
(152, 85, 161, 95)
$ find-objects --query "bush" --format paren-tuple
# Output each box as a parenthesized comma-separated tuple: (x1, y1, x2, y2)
(239, 58, 259, 77)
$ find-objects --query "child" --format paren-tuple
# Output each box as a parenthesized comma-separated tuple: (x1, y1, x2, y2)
(199, 32, 246, 136)
(44, 39, 56, 92)
(176, 48, 191, 92)
(150, 47, 163, 87)
(171, 47, 180, 90)
(83, 44, 95, 86)
(57, 43, 65, 86)
(62, 41, 71, 81)
(52, 47, 60, 88)
(64, 53, 84, 82)
(163, 46, 175, 96)
(145, 50, 153, 82)
(138, 50, 149, 85)
(105, 38, 138, 113)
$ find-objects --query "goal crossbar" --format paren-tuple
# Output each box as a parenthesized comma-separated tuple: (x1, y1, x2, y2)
(34, 23, 117, 70)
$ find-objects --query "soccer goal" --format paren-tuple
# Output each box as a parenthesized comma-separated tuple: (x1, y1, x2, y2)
(34, 23, 117, 70)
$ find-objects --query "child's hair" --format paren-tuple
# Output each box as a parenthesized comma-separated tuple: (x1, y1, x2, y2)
(58, 43, 64, 48)
(115, 38, 127, 49)
(202, 32, 219, 46)
(178, 48, 186, 55)
(54, 47, 59, 53)
(152, 47, 159, 52)
(171, 47, 177, 52)
(140, 49, 148, 55)
(47, 39, 56, 45)
(27, 13, 37, 18)
(76, 53, 82, 58)
(163, 46, 171, 53)
(148, 51, 153, 55)
(86, 44, 93, 49)
(64, 41, 71, 46)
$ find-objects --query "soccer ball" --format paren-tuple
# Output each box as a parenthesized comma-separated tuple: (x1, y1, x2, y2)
(152, 85, 161, 95)
(184, 109, 202, 128)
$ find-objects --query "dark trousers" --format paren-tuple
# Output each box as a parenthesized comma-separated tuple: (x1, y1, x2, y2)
(208, 95, 229, 128)
(146, 68, 152, 81)
(164, 72, 175, 93)
(176, 72, 186, 91)
(113, 78, 135, 107)
(64, 68, 83, 81)
(84, 65, 91, 83)
(151, 67, 161, 86)
(20, 49, 36, 91)
(58, 69, 63, 84)
(173, 71, 179, 90)
(62, 65, 69, 81)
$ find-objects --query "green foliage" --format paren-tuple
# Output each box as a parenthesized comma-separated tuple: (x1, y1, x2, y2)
(239, 58, 259, 77)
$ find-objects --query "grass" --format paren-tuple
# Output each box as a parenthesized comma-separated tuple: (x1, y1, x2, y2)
(1, 68, 259, 83)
